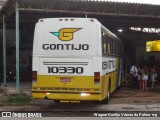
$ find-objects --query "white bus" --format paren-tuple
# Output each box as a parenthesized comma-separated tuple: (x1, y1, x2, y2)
(32, 18, 123, 103)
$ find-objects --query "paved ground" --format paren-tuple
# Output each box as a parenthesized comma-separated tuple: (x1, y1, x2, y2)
(0, 82, 160, 118)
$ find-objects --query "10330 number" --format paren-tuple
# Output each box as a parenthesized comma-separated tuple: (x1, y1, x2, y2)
(47, 67, 84, 74)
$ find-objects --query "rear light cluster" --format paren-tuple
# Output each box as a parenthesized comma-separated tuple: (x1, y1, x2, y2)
(39, 18, 94, 22)
(81, 93, 90, 96)
(42, 92, 50, 95)
(32, 71, 37, 84)
(94, 72, 100, 85)
(59, 18, 74, 21)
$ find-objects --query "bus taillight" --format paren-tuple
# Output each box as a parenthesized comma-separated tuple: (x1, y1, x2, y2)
(32, 71, 37, 83)
(81, 93, 90, 96)
(94, 72, 100, 85)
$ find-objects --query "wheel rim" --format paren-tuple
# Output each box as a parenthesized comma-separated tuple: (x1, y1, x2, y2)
(108, 90, 110, 100)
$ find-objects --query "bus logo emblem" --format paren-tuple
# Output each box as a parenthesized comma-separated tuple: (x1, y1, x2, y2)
(50, 28, 82, 41)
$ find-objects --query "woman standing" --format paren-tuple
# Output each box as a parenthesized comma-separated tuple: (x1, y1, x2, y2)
(141, 66, 149, 90)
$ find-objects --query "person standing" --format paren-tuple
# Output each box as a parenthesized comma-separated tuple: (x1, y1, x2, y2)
(130, 63, 138, 88)
(150, 66, 157, 89)
(137, 67, 142, 90)
(141, 66, 149, 90)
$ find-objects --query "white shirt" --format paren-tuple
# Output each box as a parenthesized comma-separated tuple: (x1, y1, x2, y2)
(130, 65, 138, 77)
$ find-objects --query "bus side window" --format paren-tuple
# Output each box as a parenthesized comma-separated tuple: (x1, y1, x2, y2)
(120, 42, 122, 54)
(108, 37, 111, 54)
(102, 33, 107, 55)
(106, 35, 109, 54)
(110, 37, 113, 54)
(115, 41, 117, 55)
(116, 41, 118, 55)
(113, 40, 116, 54)
(118, 42, 121, 54)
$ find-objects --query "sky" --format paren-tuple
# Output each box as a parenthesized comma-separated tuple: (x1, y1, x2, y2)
(97, 0, 160, 5)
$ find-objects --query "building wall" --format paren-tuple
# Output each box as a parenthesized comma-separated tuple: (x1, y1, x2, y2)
(136, 46, 160, 65)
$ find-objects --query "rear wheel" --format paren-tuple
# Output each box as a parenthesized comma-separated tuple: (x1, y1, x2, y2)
(101, 82, 110, 104)
(54, 100, 60, 104)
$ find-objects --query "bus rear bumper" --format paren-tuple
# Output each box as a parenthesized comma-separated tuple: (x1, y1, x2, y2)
(32, 91, 102, 101)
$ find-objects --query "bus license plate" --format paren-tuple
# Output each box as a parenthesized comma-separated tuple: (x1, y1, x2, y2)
(60, 78, 71, 82)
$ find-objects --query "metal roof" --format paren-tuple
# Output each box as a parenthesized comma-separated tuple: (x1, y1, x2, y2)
(0, 0, 160, 48)
(98, 0, 160, 5)
(0, 0, 159, 28)
(1, 0, 160, 19)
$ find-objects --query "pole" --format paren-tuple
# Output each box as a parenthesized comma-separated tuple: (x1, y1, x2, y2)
(16, 2, 20, 92)
(3, 15, 6, 86)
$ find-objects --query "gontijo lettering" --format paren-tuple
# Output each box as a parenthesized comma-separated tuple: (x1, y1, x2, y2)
(102, 60, 116, 69)
(42, 44, 89, 50)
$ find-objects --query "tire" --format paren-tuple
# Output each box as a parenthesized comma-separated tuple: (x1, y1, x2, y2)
(117, 85, 121, 90)
(54, 100, 60, 104)
(101, 83, 110, 104)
